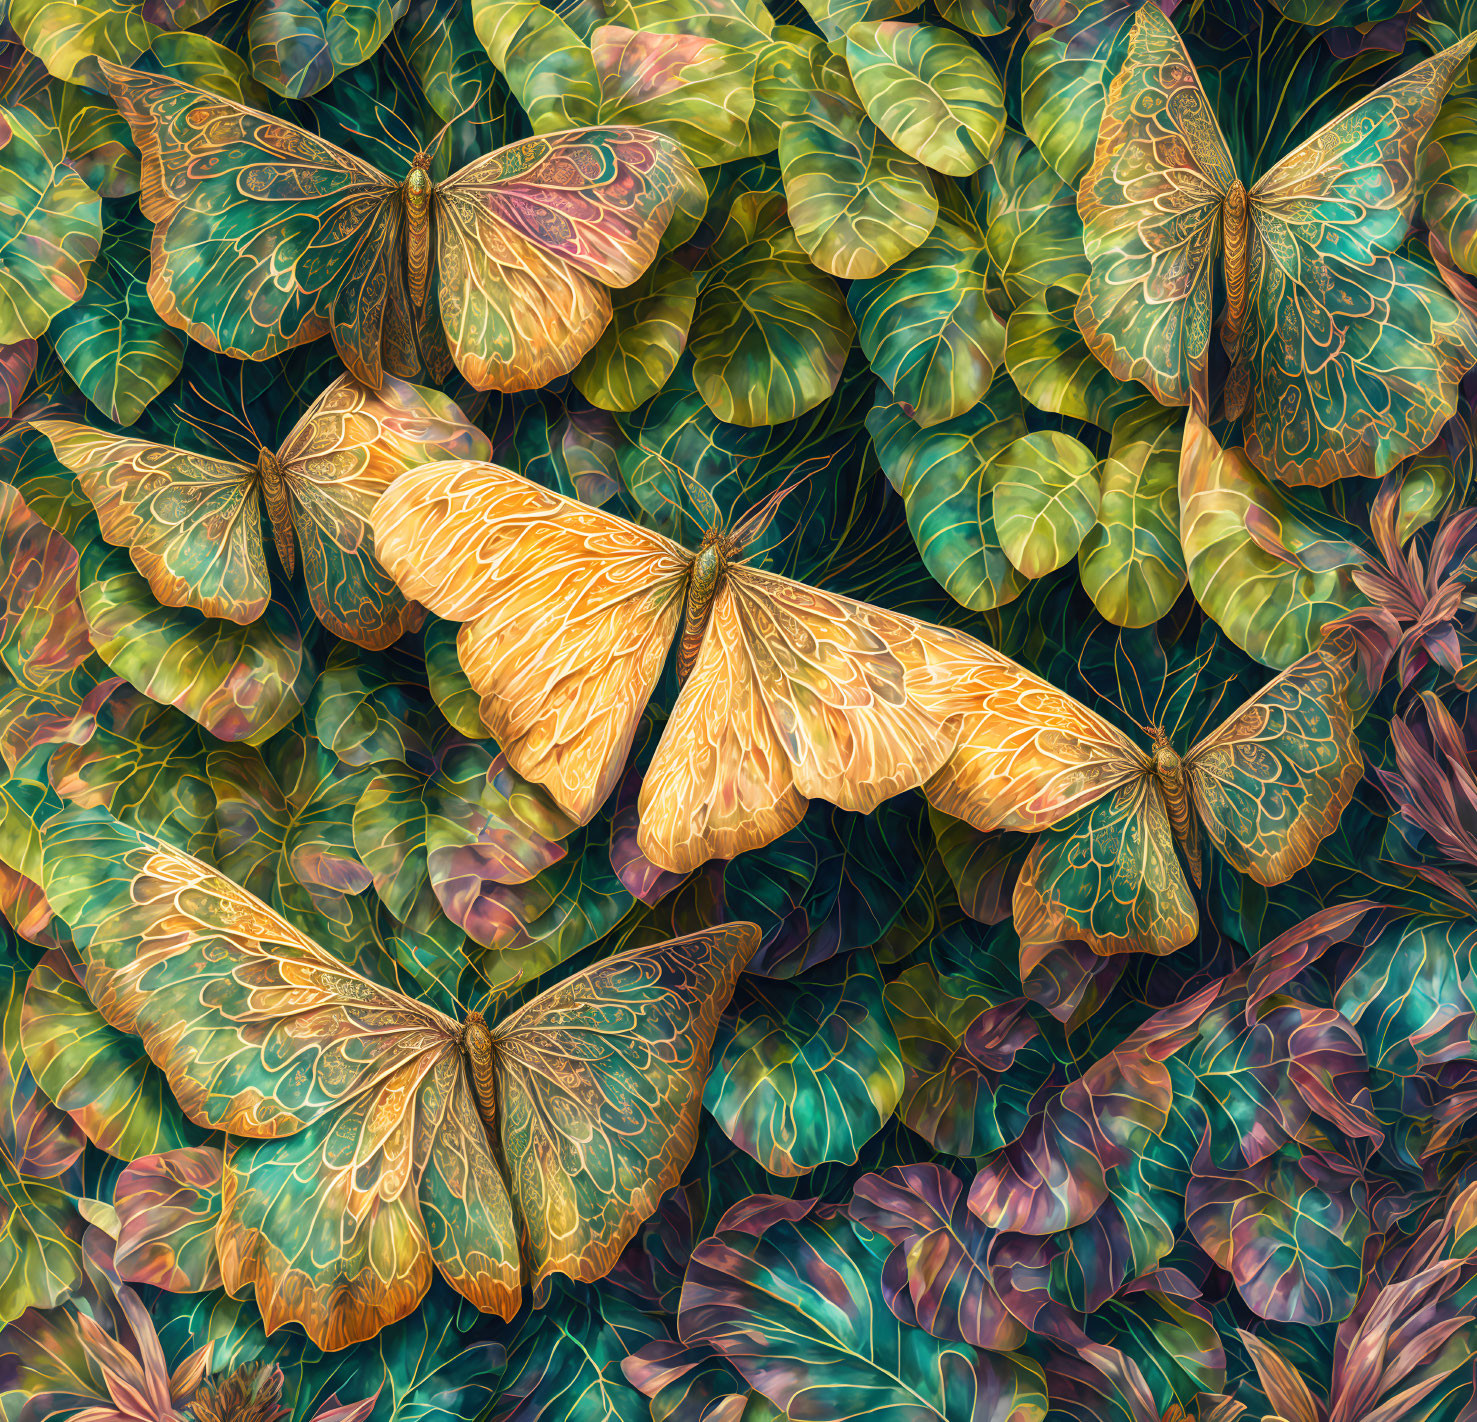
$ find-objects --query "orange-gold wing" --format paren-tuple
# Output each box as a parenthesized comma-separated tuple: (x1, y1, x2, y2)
(371, 460, 691, 825)
(433, 130, 692, 393)
(636, 571, 962, 873)
(41, 807, 522, 1349)
(490, 923, 759, 1299)
(275, 373, 490, 648)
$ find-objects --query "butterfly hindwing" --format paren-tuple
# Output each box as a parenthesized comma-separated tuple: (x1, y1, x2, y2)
(278, 374, 490, 648)
(1183, 627, 1365, 886)
(1012, 774, 1199, 957)
(488, 923, 760, 1297)
(1241, 36, 1477, 485)
(100, 62, 399, 386)
(1075, 1, 1237, 408)
(371, 461, 691, 824)
(30, 420, 270, 624)
(433, 130, 695, 392)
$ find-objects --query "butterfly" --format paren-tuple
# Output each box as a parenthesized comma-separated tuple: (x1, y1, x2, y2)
(915, 618, 1376, 957)
(31, 372, 489, 649)
(1076, 3, 1477, 486)
(98, 62, 698, 394)
(369, 460, 982, 875)
(40, 803, 760, 1351)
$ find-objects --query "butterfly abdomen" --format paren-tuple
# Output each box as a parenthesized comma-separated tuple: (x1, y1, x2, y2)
(256, 450, 296, 578)
(678, 537, 727, 682)
(404, 162, 433, 312)
(462, 1011, 500, 1136)
(1149, 730, 1203, 890)
(1221, 181, 1250, 418)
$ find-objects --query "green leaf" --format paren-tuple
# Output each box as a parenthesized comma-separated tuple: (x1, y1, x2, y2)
(1423, 93, 1477, 275)
(6, 0, 156, 87)
(0, 107, 100, 343)
(248, 0, 334, 98)
(704, 951, 904, 1176)
(152, 30, 273, 105)
(52, 82, 139, 198)
(47, 208, 184, 425)
(1077, 402, 1187, 628)
(1179, 413, 1368, 669)
(791, 0, 911, 43)
(422, 615, 494, 739)
(848, 213, 1004, 428)
(991, 430, 1100, 579)
(690, 193, 854, 425)
(780, 87, 938, 279)
(866, 381, 1030, 611)
(593, 24, 757, 166)
(401, 0, 504, 121)
(1004, 284, 1141, 430)
(20, 951, 210, 1161)
(979, 129, 1088, 313)
(681, 1205, 1049, 1422)
(936, 0, 1008, 36)
(471, 0, 602, 131)
(572, 254, 697, 411)
(844, 21, 1003, 177)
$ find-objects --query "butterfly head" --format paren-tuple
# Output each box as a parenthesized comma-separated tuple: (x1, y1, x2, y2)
(404, 159, 433, 215)
(691, 528, 740, 602)
(1144, 723, 1183, 776)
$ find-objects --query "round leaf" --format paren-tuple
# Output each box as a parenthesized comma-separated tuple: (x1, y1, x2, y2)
(572, 255, 698, 411)
(991, 430, 1100, 578)
(1004, 284, 1141, 430)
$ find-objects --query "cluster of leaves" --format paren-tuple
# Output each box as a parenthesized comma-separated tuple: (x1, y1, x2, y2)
(1, 0, 1477, 1420)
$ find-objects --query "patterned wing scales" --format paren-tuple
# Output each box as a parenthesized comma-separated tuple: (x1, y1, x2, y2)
(40, 807, 521, 1349)
(637, 570, 959, 874)
(1013, 776, 1199, 958)
(99, 63, 399, 387)
(433, 129, 697, 391)
(371, 461, 690, 824)
(1075, 2, 1238, 408)
(277, 374, 491, 648)
(1242, 35, 1477, 485)
(1183, 630, 1365, 885)
(489, 924, 760, 1297)
(31, 419, 269, 625)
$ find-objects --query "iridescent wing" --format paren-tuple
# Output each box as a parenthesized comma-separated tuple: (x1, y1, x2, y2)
(1012, 774, 1199, 958)
(98, 62, 400, 389)
(371, 461, 691, 823)
(277, 374, 490, 649)
(636, 570, 961, 874)
(1182, 627, 1365, 886)
(40, 807, 521, 1349)
(1075, 2, 1238, 408)
(1242, 35, 1477, 485)
(488, 923, 759, 1298)
(433, 129, 696, 392)
(30, 419, 269, 625)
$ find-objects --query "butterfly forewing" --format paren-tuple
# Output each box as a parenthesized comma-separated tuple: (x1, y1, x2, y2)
(276, 374, 490, 648)
(371, 461, 691, 824)
(1182, 630, 1365, 886)
(30, 420, 270, 625)
(1075, 2, 1237, 409)
(100, 62, 399, 386)
(488, 923, 760, 1297)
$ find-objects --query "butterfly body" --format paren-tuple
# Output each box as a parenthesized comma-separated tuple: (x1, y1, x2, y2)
(679, 529, 739, 682)
(461, 1009, 501, 1137)
(1146, 725, 1202, 889)
(255, 447, 296, 578)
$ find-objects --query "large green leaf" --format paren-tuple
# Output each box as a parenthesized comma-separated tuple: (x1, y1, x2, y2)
(471, 0, 602, 131)
(1179, 413, 1368, 669)
(689, 193, 854, 425)
(593, 24, 757, 166)
(573, 255, 698, 411)
(847, 213, 1004, 429)
(52, 82, 139, 198)
(780, 87, 937, 279)
(1423, 93, 1477, 276)
(20, 950, 210, 1161)
(704, 951, 904, 1176)
(679, 1203, 1049, 1422)
(1004, 284, 1140, 430)
(844, 22, 1003, 176)
(47, 207, 184, 425)
(6, 0, 156, 86)
(0, 106, 100, 342)
(991, 430, 1100, 579)
(1077, 402, 1187, 628)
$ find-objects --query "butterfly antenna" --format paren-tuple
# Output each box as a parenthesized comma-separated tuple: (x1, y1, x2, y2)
(1170, 642, 1228, 744)
(184, 380, 263, 448)
(730, 453, 836, 554)
(425, 86, 496, 160)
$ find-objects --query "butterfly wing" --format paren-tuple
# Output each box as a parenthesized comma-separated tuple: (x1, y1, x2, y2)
(371, 461, 691, 823)
(99, 62, 400, 389)
(433, 129, 695, 391)
(40, 807, 521, 1348)
(1242, 36, 1477, 485)
(1075, 2, 1238, 408)
(277, 374, 490, 649)
(635, 568, 960, 874)
(1013, 774, 1199, 958)
(1182, 627, 1365, 885)
(489, 923, 759, 1297)
(30, 419, 269, 625)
